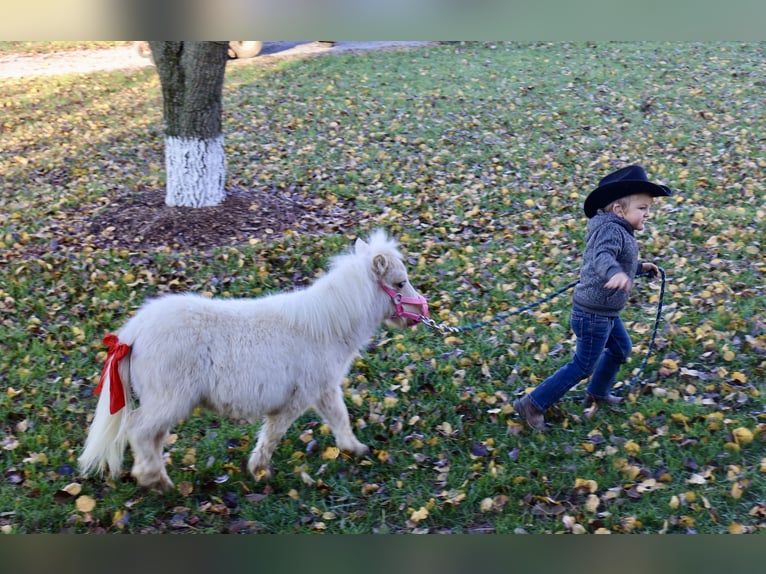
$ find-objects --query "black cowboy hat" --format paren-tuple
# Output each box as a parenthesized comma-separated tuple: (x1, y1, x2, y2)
(584, 165, 672, 218)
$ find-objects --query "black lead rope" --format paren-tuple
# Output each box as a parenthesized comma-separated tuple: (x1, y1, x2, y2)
(614, 266, 666, 396)
(420, 267, 667, 392)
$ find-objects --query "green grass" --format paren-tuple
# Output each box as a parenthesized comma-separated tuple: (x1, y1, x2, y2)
(0, 41, 764, 534)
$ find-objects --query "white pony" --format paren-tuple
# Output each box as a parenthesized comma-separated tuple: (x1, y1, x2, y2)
(78, 230, 428, 491)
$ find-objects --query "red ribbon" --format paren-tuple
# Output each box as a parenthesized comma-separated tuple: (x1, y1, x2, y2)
(94, 333, 130, 414)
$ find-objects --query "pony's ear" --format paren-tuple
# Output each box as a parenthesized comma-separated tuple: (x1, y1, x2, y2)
(355, 237, 368, 254)
(372, 253, 390, 278)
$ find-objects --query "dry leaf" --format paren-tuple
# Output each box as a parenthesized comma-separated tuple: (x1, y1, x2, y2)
(321, 446, 340, 460)
(62, 482, 82, 496)
(177, 481, 193, 496)
(75, 495, 96, 513)
(410, 507, 429, 522)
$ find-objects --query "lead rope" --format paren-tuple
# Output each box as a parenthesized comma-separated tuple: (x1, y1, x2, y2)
(419, 267, 666, 392)
(615, 266, 666, 396)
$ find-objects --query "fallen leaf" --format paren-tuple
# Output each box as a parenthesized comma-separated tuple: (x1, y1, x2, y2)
(731, 427, 753, 445)
(410, 507, 429, 522)
(322, 446, 340, 460)
(177, 481, 193, 496)
(75, 495, 96, 513)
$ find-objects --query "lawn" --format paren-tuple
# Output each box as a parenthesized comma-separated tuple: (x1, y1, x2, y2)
(0, 41, 763, 534)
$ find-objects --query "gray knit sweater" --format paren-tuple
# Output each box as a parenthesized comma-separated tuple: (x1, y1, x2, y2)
(572, 212, 643, 317)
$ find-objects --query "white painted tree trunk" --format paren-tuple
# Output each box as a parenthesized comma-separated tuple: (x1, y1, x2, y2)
(164, 135, 226, 207)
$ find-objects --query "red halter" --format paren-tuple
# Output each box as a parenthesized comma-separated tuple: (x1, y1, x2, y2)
(378, 281, 429, 325)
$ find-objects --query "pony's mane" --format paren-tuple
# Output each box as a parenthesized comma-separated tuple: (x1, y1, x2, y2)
(278, 231, 401, 344)
(329, 229, 401, 272)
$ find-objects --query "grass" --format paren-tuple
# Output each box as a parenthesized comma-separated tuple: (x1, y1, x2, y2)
(0, 41, 764, 534)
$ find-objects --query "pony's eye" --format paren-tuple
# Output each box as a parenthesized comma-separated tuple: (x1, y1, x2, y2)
(397, 281, 406, 290)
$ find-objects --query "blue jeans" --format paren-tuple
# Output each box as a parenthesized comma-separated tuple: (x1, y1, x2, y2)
(529, 305, 632, 411)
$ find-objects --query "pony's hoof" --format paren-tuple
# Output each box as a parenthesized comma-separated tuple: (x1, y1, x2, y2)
(139, 476, 174, 493)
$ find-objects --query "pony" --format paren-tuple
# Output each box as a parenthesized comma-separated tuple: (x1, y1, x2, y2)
(78, 230, 428, 491)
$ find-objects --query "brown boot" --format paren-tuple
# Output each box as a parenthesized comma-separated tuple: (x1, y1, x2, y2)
(513, 395, 546, 431)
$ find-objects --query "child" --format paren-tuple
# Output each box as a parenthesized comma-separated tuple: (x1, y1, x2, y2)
(513, 165, 671, 430)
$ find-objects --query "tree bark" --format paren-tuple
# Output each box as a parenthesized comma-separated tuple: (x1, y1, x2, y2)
(149, 41, 229, 207)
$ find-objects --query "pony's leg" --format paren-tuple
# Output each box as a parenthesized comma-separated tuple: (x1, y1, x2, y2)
(125, 406, 178, 492)
(314, 383, 369, 456)
(247, 405, 304, 480)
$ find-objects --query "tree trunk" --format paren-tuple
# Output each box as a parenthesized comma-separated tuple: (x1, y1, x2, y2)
(149, 41, 229, 207)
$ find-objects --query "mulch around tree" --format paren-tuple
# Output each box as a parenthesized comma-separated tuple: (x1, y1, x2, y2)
(86, 186, 362, 251)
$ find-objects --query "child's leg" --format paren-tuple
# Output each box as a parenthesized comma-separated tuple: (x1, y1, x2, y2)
(529, 307, 612, 411)
(586, 316, 632, 398)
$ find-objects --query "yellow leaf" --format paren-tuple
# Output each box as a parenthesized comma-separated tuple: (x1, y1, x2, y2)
(731, 482, 744, 499)
(621, 464, 641, 480)
(671, 413, 690, 425)
(177, 481, 193, 496)
(732, 427, 753, 445)
(728, 522, 746, 535)
(574, 478, 598, 493)
(322, 446, 340, 460)
(624, 440, 641, 455)
(361, 483, 379, 495)
(731, 371, 747, 383)
(661, 358, 679, 373)
(410, 507, 429, 522)
(678, 516, 696, 528)
(63, 482, 82, 496)
(669, 495, 680, 509)
(75, 495, 96, 513)
(112, 508, 129, 529)
(584, 494, 600, 513)
(23, 452, 48, 464)
(479, 498, 495, 512)
(181, 448, 196, 465)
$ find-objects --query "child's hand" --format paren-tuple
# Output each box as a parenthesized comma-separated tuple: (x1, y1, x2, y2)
(604, 271, 632, 292)
(641, 262, 659, 277)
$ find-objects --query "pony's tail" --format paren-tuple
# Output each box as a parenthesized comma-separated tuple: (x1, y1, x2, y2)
(78, 337, 132, 480)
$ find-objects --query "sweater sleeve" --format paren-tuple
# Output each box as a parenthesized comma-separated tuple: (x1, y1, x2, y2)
(590, 225, 625, 281)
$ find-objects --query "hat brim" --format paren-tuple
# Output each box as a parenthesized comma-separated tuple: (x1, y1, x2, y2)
(584, 181, 672, 218)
